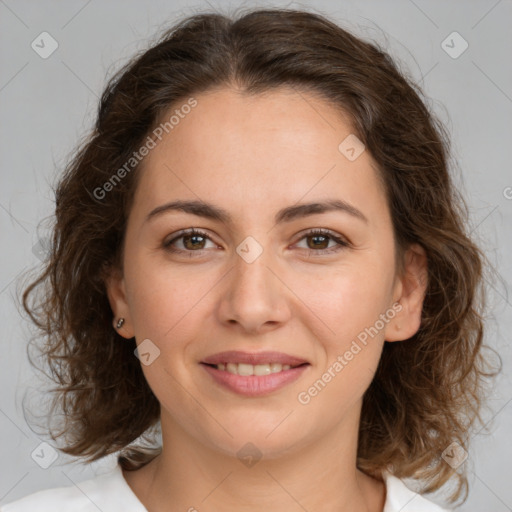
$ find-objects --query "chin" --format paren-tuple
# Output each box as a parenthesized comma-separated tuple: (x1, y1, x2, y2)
(207, 414, 313, 459)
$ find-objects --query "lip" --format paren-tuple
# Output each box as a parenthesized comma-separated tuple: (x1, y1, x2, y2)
(201, 350, 309, 367)
(201, 363, 310, 397)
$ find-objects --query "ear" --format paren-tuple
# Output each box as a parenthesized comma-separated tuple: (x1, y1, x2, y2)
(103, 264, 135, 339)
(384, 243, 428, 342)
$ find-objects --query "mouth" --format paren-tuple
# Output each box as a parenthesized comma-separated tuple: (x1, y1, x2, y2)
(202, 361, 308, 375)
(200, 351, 310, 397)
(201, 350, 309, 367)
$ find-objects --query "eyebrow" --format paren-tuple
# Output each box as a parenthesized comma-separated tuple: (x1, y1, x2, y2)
(145, 198, 368, 226)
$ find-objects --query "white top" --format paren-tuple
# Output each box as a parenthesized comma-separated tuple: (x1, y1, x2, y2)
(0, 464, 452, 511)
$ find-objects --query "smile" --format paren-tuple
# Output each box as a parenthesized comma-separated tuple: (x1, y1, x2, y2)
(200, 362, 310, 396)
(210, 362, 302, 375)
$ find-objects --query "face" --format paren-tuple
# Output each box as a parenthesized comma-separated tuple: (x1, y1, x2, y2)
(107, 86, 427, 460)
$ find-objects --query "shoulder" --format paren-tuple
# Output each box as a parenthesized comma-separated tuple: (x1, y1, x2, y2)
(382, 470, 453, 512)
(0, 464, 147, 512)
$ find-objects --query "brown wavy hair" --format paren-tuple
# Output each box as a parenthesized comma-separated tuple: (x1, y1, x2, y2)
(19, 6, 501, 507)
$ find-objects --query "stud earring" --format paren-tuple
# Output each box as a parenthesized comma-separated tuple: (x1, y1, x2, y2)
(116, 318, 125, 329)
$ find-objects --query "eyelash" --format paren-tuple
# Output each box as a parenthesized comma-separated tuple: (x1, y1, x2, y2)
(163, 228, 350, 257)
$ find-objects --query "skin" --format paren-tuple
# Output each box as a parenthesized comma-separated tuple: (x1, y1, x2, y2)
(106, 86, 428, 512)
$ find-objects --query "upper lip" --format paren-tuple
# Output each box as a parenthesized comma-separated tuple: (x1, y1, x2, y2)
(201, 351, 309, 367)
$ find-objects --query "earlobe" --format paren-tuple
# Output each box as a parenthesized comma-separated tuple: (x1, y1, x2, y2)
(385, 243, 428, 343)
(104, 266, 134, 339)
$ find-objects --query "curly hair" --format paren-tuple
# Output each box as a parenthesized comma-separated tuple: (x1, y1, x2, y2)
(19, 6, 501, 507)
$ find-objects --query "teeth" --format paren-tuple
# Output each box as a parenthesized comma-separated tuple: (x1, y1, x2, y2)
(214, 362, 293, 375)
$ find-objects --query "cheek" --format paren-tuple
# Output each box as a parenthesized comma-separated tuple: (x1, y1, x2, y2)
(124, 254, 222, 354)
(296, 270, 390, 413)
(299, 260, 393, 346)
(297, 347, 379, 429)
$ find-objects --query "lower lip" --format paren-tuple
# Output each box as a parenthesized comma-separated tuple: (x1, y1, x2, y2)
(200, 363, 310, 397)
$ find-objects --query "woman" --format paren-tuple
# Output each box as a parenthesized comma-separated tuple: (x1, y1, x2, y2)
(5, 7, 500, 512)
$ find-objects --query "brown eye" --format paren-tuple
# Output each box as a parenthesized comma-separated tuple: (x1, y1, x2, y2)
(295, 229, 349, 255)
(306, 233, 330, 250)
(182, 233, 207, 250)
(164, 228, 215, 254)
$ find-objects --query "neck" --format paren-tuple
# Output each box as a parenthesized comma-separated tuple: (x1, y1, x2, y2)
(123, 403, 385, 512)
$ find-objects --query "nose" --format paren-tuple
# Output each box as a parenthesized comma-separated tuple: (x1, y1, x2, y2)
(216, 240, 291, 335)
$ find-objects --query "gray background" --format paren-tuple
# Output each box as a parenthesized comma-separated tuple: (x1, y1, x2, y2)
(0, 0, 511, 510)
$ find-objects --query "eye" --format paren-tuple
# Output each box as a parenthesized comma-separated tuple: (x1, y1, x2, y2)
(294, 228, 350, 256)
(163, 228, 217, 255)
(163, 227, 350, 257)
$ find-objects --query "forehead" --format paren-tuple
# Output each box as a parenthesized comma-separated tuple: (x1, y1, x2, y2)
(131, 86, 387, 226)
